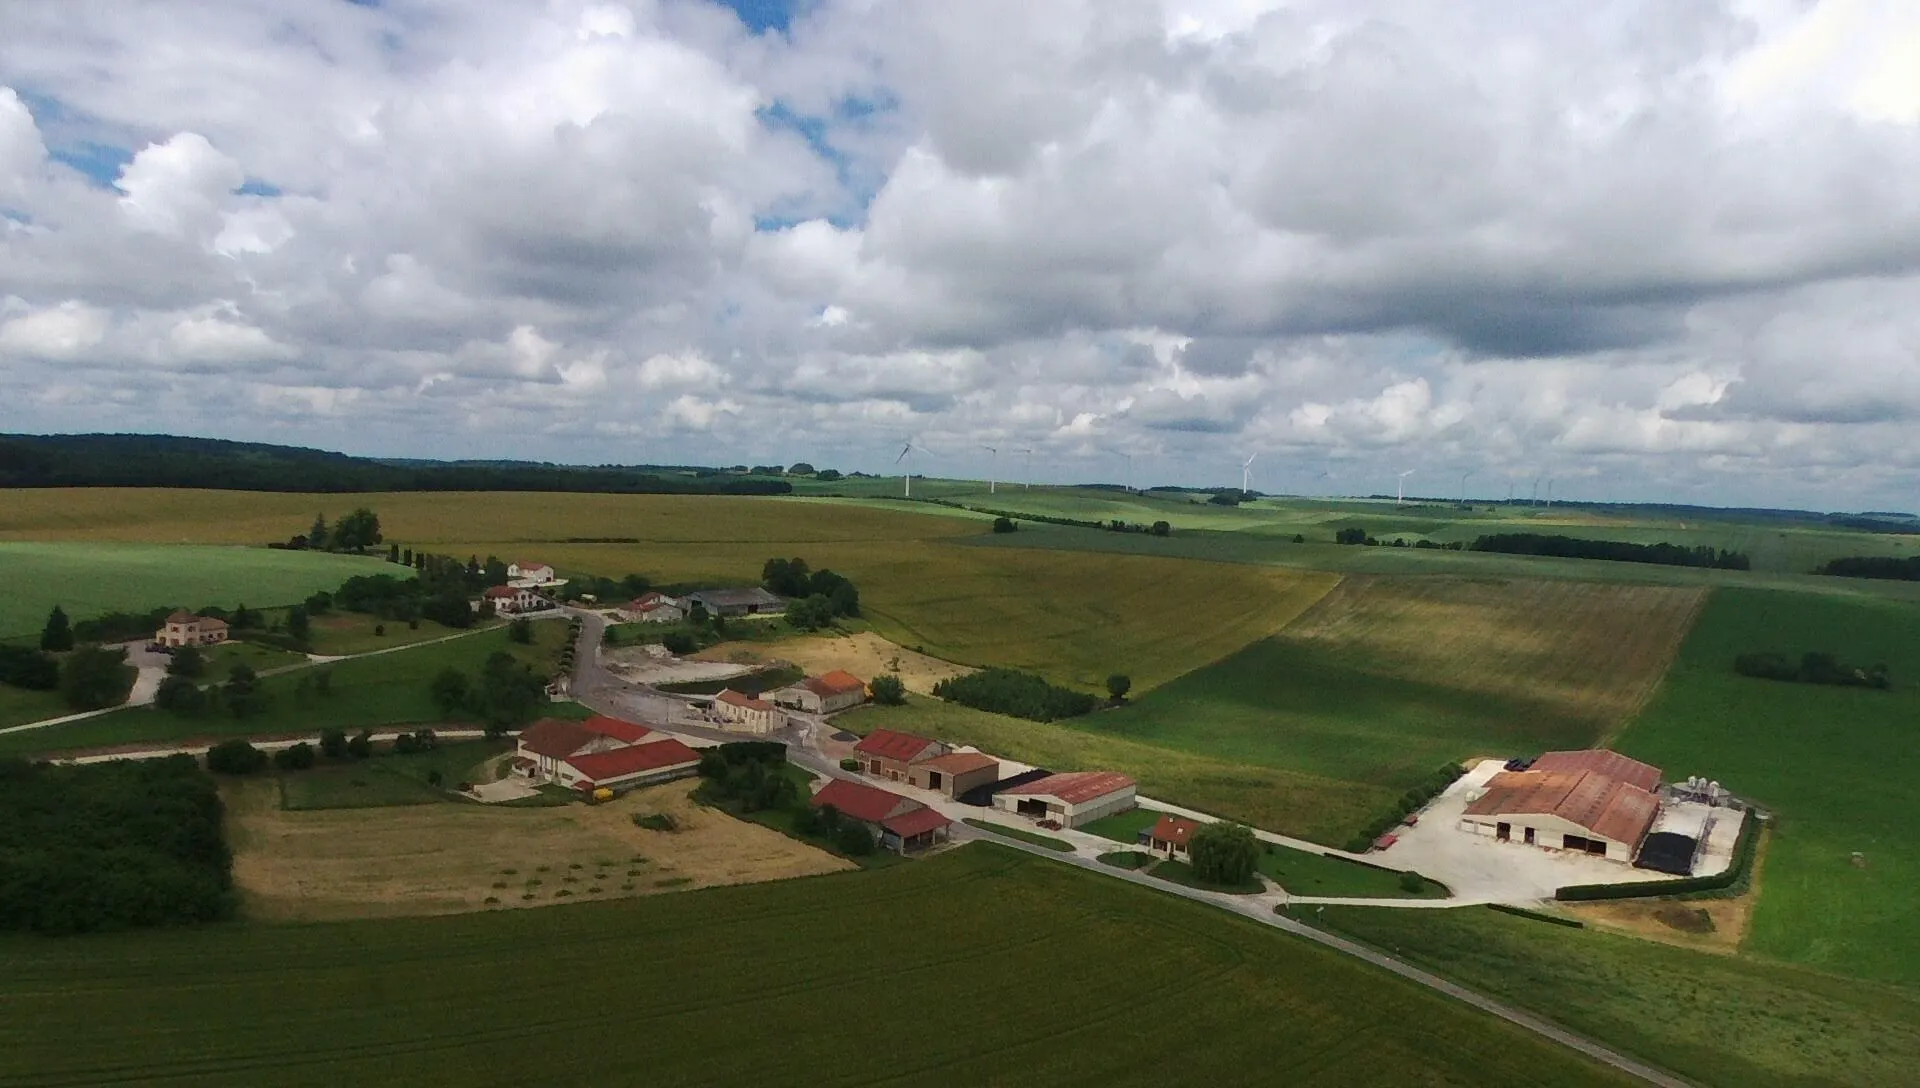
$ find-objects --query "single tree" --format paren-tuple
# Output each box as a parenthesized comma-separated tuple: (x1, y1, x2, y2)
(229, 603, 260, 630)
(153, 674, 206, 715)
(834, 821, 876, 857)
(58, 645, 130, 710)
(308, 513, 330, 552)
(167, 644, 206, 679)
(1105, 674, 1132, 703)
(286, 604, 311, 644)
(387, 542, 401, 564)
(347, 729, 374, 759)
(318, 728, 349, 760)
(1150, 520, 1171, 537)
(206, 738, 268, 775)
(687, 602, 710, 628)
(333, 507, 383, 552)
(483, 556, 510, 586)
(992, 516, 1017, 534)
(39, 605, 74, 652)
(1188, 821, 1260, 886)
(272, 741, 316, 772)
(313, 668, 334, 696)
(224, 663, 264, 718)
(508, 617, 534, 644)
(869, 673, 907, 706)
(430, 667, 471, 717)
(787, 462, 816, 476)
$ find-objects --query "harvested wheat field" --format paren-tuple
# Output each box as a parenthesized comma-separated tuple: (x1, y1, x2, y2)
(227, 777, 852, 923)
(696, 631, 973, 694)
(1282, 575, 1706, 728)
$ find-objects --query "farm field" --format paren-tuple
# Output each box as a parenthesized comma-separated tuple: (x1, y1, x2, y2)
(1613, 587, 1920, 987)
(229, 775, 851, 923)
(0, 541, 396, 640)
(0, 845, 1635, 1088)
(1300, 904, 1920, 1088)
(277, 740, 512, 811)
(0, 621, 572, 758)
(1080, 576, 1698, 823)
(306, 610, 472, 656)
(839, 697, 1383, 844)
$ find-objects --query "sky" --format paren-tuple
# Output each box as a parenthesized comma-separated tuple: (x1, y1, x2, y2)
(4, 0, 1920, 508)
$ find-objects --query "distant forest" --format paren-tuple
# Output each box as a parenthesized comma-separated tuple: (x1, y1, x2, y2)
(1818, 555, 1920, 582)
(0, 434, 792, 495)
(1469, 532, 1752, 570)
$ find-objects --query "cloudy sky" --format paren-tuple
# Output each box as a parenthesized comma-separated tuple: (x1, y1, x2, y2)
(4, 0, 1920, 508)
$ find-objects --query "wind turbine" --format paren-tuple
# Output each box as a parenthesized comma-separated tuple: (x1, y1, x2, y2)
(1396, 469, 1415, 505)
(980, 445, 998, 494)
(1020, 447, 1033, 489)
(1459, 471, 1472, 506)
(894, 439, 927, 498)
(1240, 452, 1258, 498)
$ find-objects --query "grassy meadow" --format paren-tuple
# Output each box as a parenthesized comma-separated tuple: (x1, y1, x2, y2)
(0, 621, 576, 757)
(278, 739, 512, 811)
(0, 683, 68, 731)
(0, 541, 397, 640)
(1300, 904, 1920, 1088)
(1614, 588, 1920, 987)
(0, 846, 1635, 1088)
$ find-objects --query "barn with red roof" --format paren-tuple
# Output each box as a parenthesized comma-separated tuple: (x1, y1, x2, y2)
(771, 670, 871, 714)
(851, 728, 948, 781)
(810, 777, 952, 853)
(1458, 748, 1664, 862)
(512, 714, 699, 794)
(992, 770, 1137, 828)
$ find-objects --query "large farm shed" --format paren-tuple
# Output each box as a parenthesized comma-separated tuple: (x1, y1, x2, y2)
(908, 751, 999, 800)
(771, 670, 870, 715)
(811, 777, 951, 853)
(1459, 749, 1661, 862)
(993, 771, 1137, 828)
(514, 715, 698, 794)
(853, 728, 948, 781)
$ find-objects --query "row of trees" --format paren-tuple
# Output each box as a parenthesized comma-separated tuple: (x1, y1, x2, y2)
(206, 728, 440, 777)
(1344, 764, 1468, 854)
(279, 508, 383, 552)
(1733, 651, 1892, 690)
(1818, 555, 1920, 582)
(0, 755, 234, 934)
(1469, 533, 1751, 570)
(931, 667, 1099, 722)
(1335, 526, 1464, 550)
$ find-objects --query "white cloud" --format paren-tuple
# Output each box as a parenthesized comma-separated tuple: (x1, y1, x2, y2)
(0, 299, 108, 359)
(114, 133, 244, 237)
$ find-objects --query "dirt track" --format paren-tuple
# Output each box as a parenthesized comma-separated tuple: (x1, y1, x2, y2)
(228, 777, 852, 922)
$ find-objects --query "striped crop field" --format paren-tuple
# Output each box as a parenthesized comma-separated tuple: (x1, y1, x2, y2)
(0, 845, 1634, 1088)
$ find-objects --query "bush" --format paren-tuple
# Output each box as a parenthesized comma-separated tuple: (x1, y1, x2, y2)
(319, 728, 349, 760)
(271, 742, 316, 771)
(153, 674, 207, 715)
(346, 729, 374, 759)
(869, 673, 906, 706)
(931, 667, 1098, 722)
(662, 632, 697, 655)
(835, 821, 876, 857)
(992, 516, 1017, 533)
(633, 812, 678, 832)
(206, 739, 268, 775)
(1398, 870, 1427, 895)
(839, 757, 862, 772)
(0, 645, 60, 690)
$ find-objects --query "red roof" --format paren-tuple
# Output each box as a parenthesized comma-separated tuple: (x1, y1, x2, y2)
(1529, 750, 1662, 794)
(919, 751, 997, 776)
(565, 738, 701, 783)
(999, 771, 1135, 806)
(1149, 813, 1200, 847)
(804, 670, 867, 698)
(717, 689, 774, 712)
(852, 728, 942, 764)
(582, 714, 653, 744)
(484, 586, 518, 599)
(1463, 769, 1660, 847)
(811, 777, 913, 824)
(517, 719, 600, 759)
(883, 806, 952, 838)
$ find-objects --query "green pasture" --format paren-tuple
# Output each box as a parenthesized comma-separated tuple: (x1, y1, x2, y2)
(1081, 807, 1160, 842)
(0, 623, 574, 757)
(962, 818, 1074, 851)
(0, 542, 396, 641)
(1299, 903, 1920, 1088)
(278, 740, 513, 811)
(201, 640, 309, 675)
(0, 846, 1634, 1088)
(1614, 588, 1920, 986)
(1256, 847, 1448, 899)
(0, 683, 67, 731)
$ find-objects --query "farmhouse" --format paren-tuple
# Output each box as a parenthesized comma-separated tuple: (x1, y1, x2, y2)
(852, 728, 948, 781)
(1458, 749, 1662, 863)
(907, 751, 999, 800)
(711, 689, 785, 734)
(618, 592, 685, 624)
(684, 586, 785, 617)
(555, 737, 702, 794)
(1144, 813, 1200, 861)
(514, 714, 669, 784)
(771, 670, 869, 714)
(507, 561, 557, 586)
(155, 611, 229, 648)
(481, 585, 553, 614)
(993, 771, 1137, 828)
(811, 777, 952, 854)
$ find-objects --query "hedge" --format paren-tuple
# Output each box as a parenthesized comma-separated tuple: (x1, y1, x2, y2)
(1343, 763, 1467, 853)
(1487, 903, 1585, 928)
(1554, 811, 1764, 902)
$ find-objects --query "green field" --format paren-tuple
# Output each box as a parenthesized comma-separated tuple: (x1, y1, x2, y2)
(0, 541, 397, 640)
(1298, 904, 1920, 1088)
(0, 682, 68, 730)
(201, 639, 309, 675)
(0, 622, 574, 757)
(0, 846, 1634, 1087)
(962, 817, 1074, 851)
(839, 697, 1381, 844)
(1613, 588, 1920, 986)
(278, 740, 511, 811)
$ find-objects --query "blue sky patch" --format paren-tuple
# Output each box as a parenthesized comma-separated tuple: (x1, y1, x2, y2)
(237, 178, 283, 198)
(718, 0, 803, 34)
(50, 142, 133, 190)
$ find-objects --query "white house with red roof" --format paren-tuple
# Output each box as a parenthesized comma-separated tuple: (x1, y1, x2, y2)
(617, 592, 685, 624)
(507, 561, 557, 586)
(711, 689, 784, 734)
(993, 771, 1137, 828)
(480, 584, 553, 615)
(810, 777, 951, 854)
(512, 714, 700, 794)
(771, 670, 869, 715)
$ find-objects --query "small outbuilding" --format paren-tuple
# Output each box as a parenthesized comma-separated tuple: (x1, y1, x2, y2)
(711, 689, 785, 735)
(618, 592, 685, 624)
(908, 751, 1000, 800)
(772, 670, 869, 714)
(1144, 813, 1201, 861)
(992, 771, 1137, 828)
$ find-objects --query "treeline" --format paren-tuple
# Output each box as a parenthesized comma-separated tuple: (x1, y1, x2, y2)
(1817, 555, 1920, 582)
(0, 434, 792, 495)
(916, 498, 1171, 536)
(1469, 533, 1751, 570)
(762, 557, 860, 630)
(1734, 651, 1891, 690)
(0, 756, 234, 934)
(932, 667, 1098, 722)
(1345, 764, 1467, 854)
(1335, 527, 1464, 550)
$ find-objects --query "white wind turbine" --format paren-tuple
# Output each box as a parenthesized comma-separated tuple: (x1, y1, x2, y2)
(981, 445, 998, 494)
(895, 439, 929, 498)
(1396, 469, 1415, 505)
(1240, 452, 1257, 497)
(1020, 447, 1033, 489)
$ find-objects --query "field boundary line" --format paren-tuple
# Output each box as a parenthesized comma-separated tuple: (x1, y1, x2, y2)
(1595, 586, 1713, 748)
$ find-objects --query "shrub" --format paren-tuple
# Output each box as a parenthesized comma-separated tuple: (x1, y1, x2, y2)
(992, 516, 1017, 533)
(868, 673, 906, 706)
(0, 645, 60, 690)
(346, 729, 374, 759)
(1398, 870, 1427, 895)
(662, 632, 697, 656)
(272, 742, 316, 772)
(633, 812, 678, 832)
(839, 757, 862, 772)
(835, 821, 876, 857)
(932, 667, 1098, 722)
(206, 738, 268, 775)
(318, 728, 349, 760)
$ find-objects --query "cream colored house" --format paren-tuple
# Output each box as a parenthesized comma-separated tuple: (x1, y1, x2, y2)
(155, 611, 229, 648)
